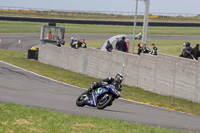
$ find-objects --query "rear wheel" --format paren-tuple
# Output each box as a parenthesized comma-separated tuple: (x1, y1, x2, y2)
(76, 92, 87, 107)
(97, 94, 113, 109)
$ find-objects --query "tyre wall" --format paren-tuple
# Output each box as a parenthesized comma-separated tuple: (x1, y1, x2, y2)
(1, 16, 200, 27)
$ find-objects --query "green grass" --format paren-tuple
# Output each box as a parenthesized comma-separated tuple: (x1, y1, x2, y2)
(0, 103, 187, 133)
(0, 49, 200, 116)
(1, 20, 200, 36)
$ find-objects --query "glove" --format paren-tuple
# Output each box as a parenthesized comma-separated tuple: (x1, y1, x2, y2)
(92, 82, 97, 86)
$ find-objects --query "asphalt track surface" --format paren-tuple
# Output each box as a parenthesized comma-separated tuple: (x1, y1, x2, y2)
(0, 61, 200, 132)
(0, 33, 200, 51)
(0, 33, 200, 132)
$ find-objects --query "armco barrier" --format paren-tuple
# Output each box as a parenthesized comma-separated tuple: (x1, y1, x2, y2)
(1, 16, 200, 27)
(38, 44, 200, 103)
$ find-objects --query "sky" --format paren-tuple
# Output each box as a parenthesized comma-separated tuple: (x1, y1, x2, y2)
(0, 0, 200, 15)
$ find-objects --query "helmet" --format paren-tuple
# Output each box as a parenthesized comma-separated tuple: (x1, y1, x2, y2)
(115, 74, 123, 84)
(185, 42, 190, 47)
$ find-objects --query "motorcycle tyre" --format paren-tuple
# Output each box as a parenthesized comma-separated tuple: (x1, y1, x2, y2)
(97, 94, 113, 110)
(76, 92, 87, 107)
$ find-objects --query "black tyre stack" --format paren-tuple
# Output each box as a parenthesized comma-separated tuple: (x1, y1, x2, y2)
(27, 49, 39, 60)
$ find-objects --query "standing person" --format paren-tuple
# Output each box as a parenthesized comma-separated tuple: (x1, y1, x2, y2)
(105, 40, 113, 52)
(150, 44, 158, 55)
(72, 38, 78, 49)
(180, 42, 193, 59)
(77, 39, 83, 48)
(70, 37, 74, 48)
(115, 38, 119, 50)
(137, 43, 143, 55)
(143, 43, 151, 53)
(118, 37, 127, 52)
(179, 43, 186, 57)
(46, 31, 52, 39)
(60, 38, 65, 45)
(185, 42, 192, 52)
(125, 39, 130, 53)
(56, 37, 61, 47)
(191, 44, 200, 60)
(82, 39, 87, 48)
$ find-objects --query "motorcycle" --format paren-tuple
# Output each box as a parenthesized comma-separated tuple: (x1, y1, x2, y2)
(76, 82, 121, 109)
(135, 33, 142, 40)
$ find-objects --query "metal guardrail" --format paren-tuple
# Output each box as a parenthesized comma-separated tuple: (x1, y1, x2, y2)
(0, 6, 199, 17)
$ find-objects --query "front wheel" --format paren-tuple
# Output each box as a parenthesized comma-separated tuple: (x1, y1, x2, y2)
(97, 94, 113, 110)
(76, 92, 87, 107)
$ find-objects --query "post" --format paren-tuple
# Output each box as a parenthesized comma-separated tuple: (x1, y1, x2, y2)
(142, 0, 150, 44)
(132, 0, 139, 54)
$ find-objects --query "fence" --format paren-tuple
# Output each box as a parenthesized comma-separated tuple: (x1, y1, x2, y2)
(38, 44, 200, 103)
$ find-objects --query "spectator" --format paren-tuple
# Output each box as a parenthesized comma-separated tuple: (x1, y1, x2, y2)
(143, 43, 151, 53)
(77, 39, 83, 48)
(185, 42, 192, 52)
(179, 43, 186, 57)
(150, 44, 158, 55)
(105, 40, 113, 52)
(118, 36, 127, 52)
(56, 37, 61, 47)
(82, 39, 87, 48)
(179, 42, 193, 59)
(191, 44, 200, 60)
(72, 38, 78, 49)
(46, 31, 52, 39)
(70, 37, 74, 48)
(125, 39, 130, 53)
(137, 43, 143, 55)
(115, 38, 119, 50)
(60, 38, 65, 45)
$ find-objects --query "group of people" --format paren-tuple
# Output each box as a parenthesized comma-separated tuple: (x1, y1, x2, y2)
(115, 37, 130, 53)
(179, 42, 200, 60)
(138, 43, 158, 55)
(105, 36, 158, 56)
(70, 37, 87, 49)
(106, 37, 130, 53)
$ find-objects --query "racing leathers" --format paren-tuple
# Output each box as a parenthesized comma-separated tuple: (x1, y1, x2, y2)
(150, 47, 158, 55)
(87, 77, 122, 94)
(143, 45, 151, 53)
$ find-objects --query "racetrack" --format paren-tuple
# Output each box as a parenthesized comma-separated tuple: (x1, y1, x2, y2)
(0, 33, 200, 51)
(1, 33, 200, 132)
(0, 61, 200, 132)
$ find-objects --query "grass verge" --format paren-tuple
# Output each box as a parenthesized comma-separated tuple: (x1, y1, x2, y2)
(0, 49, 200, 115)
(0, 103, 187, 133)
(1, 20, 200, 36)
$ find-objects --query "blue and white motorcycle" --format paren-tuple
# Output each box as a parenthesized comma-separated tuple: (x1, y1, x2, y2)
(76, 82, 121, 109)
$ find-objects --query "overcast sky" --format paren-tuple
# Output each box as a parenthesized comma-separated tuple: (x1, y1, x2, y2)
(1, 0, 199, 15)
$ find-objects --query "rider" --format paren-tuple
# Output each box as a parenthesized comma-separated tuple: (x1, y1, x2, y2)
(87, 73, 124, 94)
